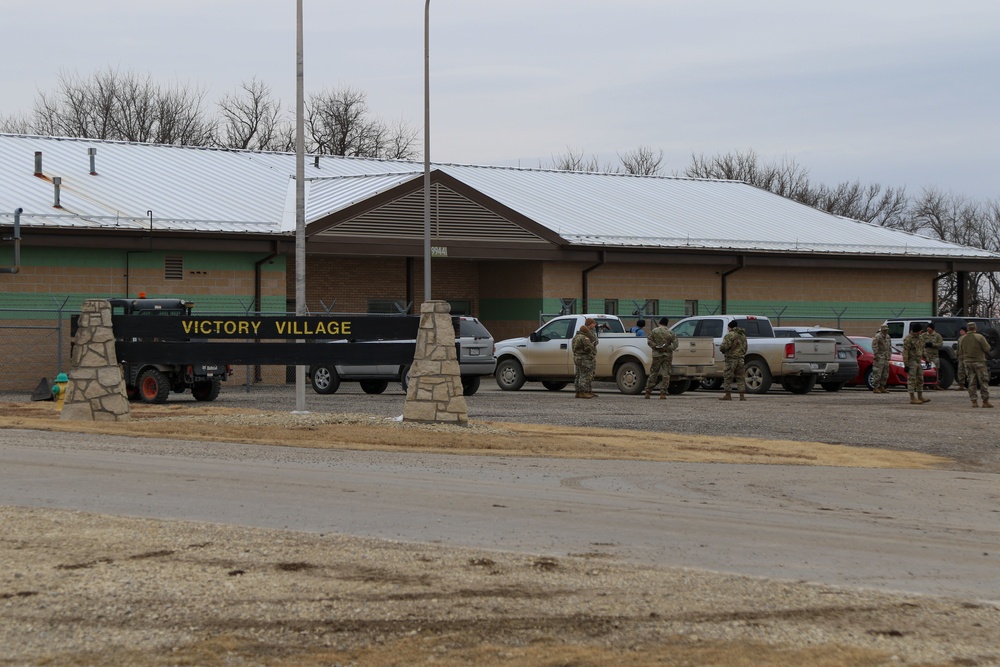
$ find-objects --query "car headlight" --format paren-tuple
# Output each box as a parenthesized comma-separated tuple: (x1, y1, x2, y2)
(890, 361, 905, 368)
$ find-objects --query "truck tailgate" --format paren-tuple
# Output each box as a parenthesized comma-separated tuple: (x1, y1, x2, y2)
(791, 338, 837, 364)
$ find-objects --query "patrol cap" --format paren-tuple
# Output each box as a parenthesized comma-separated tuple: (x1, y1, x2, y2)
(879, 324, 888, 332)
(967, 321, 978, 331)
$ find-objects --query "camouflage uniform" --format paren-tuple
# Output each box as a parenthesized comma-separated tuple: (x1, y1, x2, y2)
(572, 324, 598, 398)
(870, 327, 892, 392)
(644, 324, 678, 398)
(901, 329, 929, 403)
(958, 324, 991, 406)
(719, 325, 748, 399)
(923, 327, 944, 388)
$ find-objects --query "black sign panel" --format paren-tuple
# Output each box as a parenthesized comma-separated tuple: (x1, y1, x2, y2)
(112, 315, 422, 341)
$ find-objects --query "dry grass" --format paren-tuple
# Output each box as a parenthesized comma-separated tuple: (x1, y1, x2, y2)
(0, 401, 950, 469)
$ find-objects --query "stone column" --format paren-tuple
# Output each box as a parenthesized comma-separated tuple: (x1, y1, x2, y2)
(403, 301, 468, 424)
(60, 299, 131, 422)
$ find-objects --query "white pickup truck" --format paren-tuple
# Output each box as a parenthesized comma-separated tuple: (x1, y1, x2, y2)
(493, 314, 716, 395)
(670, 315, 840, 394)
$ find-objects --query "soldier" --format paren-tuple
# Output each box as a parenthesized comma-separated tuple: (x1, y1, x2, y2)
(955, 327, 968, 390)
(923, 323, 944, 389)
(870, 324, 892, 393)
(644, 317, 678, 399)
(719, 320, 748, 401)
(958, 322, 993, 408)
(572, 318, 599, 399)
(902, 322, 930, 405)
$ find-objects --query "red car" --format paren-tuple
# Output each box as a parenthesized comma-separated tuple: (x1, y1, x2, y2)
(848, 336, 937, 389)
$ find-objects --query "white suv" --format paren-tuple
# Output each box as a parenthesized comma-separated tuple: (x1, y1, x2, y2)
(308, 316, 495, 396)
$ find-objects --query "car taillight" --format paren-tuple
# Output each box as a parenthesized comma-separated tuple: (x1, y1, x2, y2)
(785, 342, 795, 358)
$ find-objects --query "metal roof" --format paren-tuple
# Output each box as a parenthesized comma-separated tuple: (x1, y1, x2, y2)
(1, 133, 996, 260)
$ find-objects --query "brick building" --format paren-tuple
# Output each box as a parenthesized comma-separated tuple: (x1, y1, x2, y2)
(2, 133, 999, 384)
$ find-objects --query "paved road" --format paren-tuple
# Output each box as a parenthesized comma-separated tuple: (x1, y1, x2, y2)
(1, 420, 998, 604)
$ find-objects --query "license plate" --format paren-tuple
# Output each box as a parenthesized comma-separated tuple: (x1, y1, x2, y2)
(469, 348, 480, 356)
(810, 363, 820, 371)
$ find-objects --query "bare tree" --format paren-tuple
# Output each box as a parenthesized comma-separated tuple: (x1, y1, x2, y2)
(28, 67, 214, 145)
(305, 86, 419, 159)
(684, 149, 812, 200)
(618, 146, 664, 176)
(551, 146, 603, 172)
(0, 113, 33, 134)
(217, 78, 288, 151)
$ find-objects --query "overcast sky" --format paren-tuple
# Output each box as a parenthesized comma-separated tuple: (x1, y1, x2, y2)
(2, 1, 998, 201)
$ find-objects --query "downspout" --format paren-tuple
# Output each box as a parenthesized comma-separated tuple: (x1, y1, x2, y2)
(720, 256, 745, 315)
(932, 268, 953, 316)
(1, 208, 22, 274)
(581, 251, 606, 312)
(254, 242, 280, 314)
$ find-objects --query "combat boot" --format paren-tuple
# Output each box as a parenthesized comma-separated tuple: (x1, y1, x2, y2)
(739, 391, 746, 401)
(578, 392, 592, 399)
(918, 392, 930, 404)
(588, 392, 598, 398)
(659, 389, 667, 399)
(644, 387, 652, 399)
(982, 400, 994, 408)
(719, 391, 732, 401)
(971, 399, 979, 408)
(909, 392, 922, 405)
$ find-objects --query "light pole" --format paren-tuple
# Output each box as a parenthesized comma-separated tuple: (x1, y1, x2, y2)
(423, 0, 432, 303)
(294, 0, 307, 412)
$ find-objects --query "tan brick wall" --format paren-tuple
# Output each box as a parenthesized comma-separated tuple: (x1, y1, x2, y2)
(727, 267, 935, 303)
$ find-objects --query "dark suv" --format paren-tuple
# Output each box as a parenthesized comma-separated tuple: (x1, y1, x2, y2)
(883, 317, 1000, 388)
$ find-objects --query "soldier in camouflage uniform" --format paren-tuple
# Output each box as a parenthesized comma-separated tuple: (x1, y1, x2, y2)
(923, 323, 944, 389)
(870, 324, 892, 393)
(644, 317, 678, 399)
(902, 322, 930, 405)
(572, 318, 599, 399)
(955, 327, 968, 390)
(719, 320, 748, 401)
(958, 321, 993, 408)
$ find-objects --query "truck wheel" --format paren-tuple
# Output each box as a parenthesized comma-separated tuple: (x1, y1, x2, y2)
(495, 359, 526, 391)
(310, 365, 340, 394)
(360, 380, 389, 394)
(781, 374, 817, 394)
(400, 365, 411, 392)
(667, 379, 691, 394)
(700, 377, 723, 391)
(936, 360, 955, 389)
(462, 376, 481, 396)
(191, 379, 221, 401)
(820, 381, 845, 392)
(137, 369, 171, 404)
(541, 381, 568, 391)
(615, 361, 646, 395)
(744, 360, 772, 394)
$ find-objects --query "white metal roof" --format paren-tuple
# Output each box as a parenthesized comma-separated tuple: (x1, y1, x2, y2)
(0, 133, 996, 260)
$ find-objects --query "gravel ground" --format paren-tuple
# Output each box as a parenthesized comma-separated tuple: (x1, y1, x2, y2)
(1, 381, 999, 666)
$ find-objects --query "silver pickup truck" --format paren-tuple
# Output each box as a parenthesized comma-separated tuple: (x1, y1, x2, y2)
(670, 315, 840, 394)
(494, 314, 715, 395)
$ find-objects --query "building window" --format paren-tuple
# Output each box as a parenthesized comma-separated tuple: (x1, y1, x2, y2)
(643, 300, 659, 317)
(684, 300, 698, 317)
(447, 300, 471, 316)
(603, 299, 618, 315)
(164, 256, 184, 280)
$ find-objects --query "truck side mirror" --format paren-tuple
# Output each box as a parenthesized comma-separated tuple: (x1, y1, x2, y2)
(529, 332, 541, 343)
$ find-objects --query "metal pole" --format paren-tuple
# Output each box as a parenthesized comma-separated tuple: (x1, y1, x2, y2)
(423, 0, 432, 303)
(294, 0, 308, 412)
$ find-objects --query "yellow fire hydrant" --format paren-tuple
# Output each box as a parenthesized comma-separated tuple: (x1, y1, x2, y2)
(52, 373, 70, 411)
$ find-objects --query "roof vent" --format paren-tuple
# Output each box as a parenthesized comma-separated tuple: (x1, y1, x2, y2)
(88, 147, 98, 175)
(34, 151, 42, 176)
(52, 176, 62, 208)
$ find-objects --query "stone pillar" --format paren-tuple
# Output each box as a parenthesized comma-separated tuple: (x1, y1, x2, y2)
(403, 301, 468, 424)
(60, 299, 131, 422)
